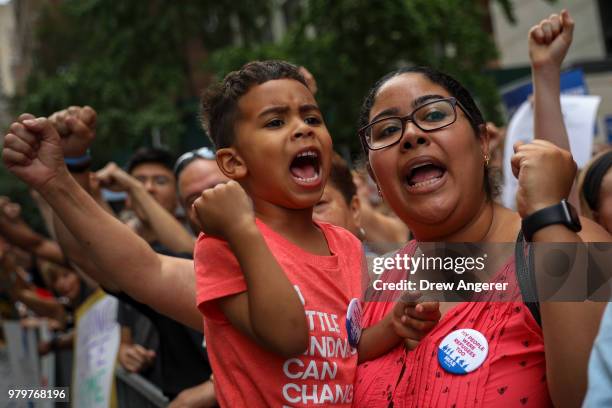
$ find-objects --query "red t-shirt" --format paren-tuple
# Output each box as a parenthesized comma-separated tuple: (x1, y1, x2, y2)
(195, 220, 364, 407)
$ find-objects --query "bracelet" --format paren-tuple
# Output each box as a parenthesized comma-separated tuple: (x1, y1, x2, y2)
(65, 150, 92, 173)
(66, 161, 91, 173)
(64, 150, 91, 166)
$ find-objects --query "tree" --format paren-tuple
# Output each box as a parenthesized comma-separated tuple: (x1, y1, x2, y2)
(13, 0, 273, 166)
(208, 0, 506, 156)
(14, 0, 550, 161)
(6, 0, 273, 231)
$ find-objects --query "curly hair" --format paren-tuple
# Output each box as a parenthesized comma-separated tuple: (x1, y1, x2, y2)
(201, 60, 308, 149)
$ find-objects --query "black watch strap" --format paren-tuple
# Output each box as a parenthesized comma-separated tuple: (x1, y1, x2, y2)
(521, 199, 581, 242)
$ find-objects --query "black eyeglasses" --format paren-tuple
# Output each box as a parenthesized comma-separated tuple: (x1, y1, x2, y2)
(359, 97, 473, 151)
(174, 146, 216, 177)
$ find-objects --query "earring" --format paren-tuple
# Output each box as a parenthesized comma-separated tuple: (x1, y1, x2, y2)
(484, 154, 490, 167)
(359, 227, 367, 240)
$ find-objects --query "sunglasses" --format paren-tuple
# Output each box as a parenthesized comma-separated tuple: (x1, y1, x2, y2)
(174, 147, 216, 177)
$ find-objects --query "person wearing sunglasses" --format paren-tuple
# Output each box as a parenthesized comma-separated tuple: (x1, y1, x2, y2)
(174, 146, 230, 234)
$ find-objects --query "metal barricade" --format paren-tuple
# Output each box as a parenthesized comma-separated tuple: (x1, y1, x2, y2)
(1, 318, 171, 408)
(114, 366, 168, 408)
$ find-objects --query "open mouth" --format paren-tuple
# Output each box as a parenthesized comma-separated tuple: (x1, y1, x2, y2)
(405, 162, 447, 188)
(289, 149, 321, 185)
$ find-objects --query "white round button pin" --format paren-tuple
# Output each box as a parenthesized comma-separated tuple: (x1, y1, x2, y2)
(438, 328, 488, 374)
(346, 298, 362, 347)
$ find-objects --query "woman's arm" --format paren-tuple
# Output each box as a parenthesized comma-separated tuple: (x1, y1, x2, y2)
(512, 138, 610, 407)
(531, 218, 609, 408)
(529, 10, 580, 209)
(525, 13, 609, 403)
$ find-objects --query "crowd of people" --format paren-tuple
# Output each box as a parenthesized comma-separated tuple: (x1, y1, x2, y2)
(0, 9, 611, 408)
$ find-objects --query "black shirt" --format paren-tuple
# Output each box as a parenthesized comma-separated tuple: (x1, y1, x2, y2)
(105, 245, 211, 399)
(110, 290, 211, 398)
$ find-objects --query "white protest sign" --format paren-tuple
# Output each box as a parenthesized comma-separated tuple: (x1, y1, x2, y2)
(72, 290, 119, 408)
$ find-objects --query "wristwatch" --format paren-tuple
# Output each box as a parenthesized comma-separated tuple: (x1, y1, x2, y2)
(521, 199, 581, 242)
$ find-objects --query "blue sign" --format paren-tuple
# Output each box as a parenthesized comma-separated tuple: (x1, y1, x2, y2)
(501, 69, 588, 118)
(606, 116, 612, 145)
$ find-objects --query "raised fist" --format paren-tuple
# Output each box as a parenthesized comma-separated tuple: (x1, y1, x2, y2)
(528, 10, 574, 70)
(192, 180, 255, 240)
(3, 117, 67, 191)
(95, 162, 140, 192)
(49, 106, 96, 158)
(511, 140, 576, 218)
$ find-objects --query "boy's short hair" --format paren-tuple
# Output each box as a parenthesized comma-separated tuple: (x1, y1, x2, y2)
(328, 153, 357, 205)
(126, 147, 176, 174)
(201, 60, 308, 149)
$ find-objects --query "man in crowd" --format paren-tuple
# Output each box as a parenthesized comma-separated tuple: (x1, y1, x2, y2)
(36, 107, 218, 406)
(174, 146, 230, 234)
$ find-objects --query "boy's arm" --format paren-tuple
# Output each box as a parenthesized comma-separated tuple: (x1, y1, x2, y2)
(95, 162, 195, 253)
(193, 181, 309, 357)
(529, 10, 579, 209)
(357, 299, 440, 363)
(357, 311, 400, 363)
(2, 114, 203, 331)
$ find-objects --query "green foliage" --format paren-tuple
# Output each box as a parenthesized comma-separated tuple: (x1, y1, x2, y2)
(208, 0, 504, 156)
(14, 0, 272, 166)
(7, 1, 275, 227)
(14, 0, 518, 164)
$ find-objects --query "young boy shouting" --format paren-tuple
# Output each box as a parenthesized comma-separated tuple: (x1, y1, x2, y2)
(192, 61, 439, 406)
(1, 60, 438, 408)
